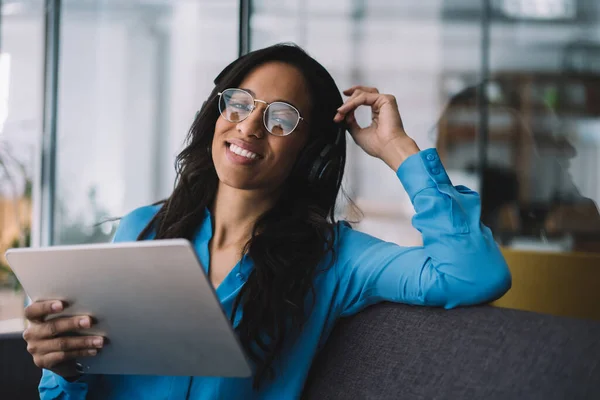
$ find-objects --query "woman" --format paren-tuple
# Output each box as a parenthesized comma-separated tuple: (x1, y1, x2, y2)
(23, 43, 511, 399)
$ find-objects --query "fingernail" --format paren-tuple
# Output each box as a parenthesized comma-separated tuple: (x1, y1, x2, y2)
(51, 302, 63, 312)
(93, 338, 103, 347)
(79, 318, 91, 328)
(88, 349, 97, 356)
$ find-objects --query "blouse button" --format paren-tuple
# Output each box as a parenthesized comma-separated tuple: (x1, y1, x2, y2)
(236, 272, 245, 281)
(431, 167, 440, 175)
(426, 153, 437, 161)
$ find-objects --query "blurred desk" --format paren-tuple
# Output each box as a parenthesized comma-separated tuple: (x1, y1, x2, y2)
(491, 248, 600, 320)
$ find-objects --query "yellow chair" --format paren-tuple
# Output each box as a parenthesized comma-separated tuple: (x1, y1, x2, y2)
(491, 248, 600, 320)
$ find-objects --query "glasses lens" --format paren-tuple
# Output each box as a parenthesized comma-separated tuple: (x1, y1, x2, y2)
(219, 89, 254, 122)
(264, 102, 300, 136)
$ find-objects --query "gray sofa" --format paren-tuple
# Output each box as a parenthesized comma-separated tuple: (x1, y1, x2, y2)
(303, 303, 600, 399)
(0, 331, 41, 399)
(2, 304, 599, 399)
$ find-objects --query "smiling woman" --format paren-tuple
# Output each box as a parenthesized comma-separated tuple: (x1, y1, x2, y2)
(213, 62, 311, 191)
(24, 43, 511, 400)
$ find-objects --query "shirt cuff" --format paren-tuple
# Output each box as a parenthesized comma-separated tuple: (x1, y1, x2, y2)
(40, 369, 90, 398)
(396, 148, 452, 202)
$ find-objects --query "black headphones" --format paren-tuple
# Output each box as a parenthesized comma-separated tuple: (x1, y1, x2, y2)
(307, 126, 345, 186)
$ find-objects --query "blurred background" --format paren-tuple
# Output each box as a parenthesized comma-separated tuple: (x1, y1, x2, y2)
(1, 0, 599, 327)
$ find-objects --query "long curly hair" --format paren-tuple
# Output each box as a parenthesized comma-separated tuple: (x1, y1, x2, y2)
(137, 43, 346, 388)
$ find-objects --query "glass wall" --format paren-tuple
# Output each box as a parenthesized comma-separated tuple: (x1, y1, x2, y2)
(440, 0, 600, 253)
(252, 0, 600, 254)
(0, 0, 44, 327)
(251, 0, 484, 246)
(53, 0, 238, 245)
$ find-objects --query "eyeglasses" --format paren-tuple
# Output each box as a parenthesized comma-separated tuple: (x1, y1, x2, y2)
(218, 88, 305, 136)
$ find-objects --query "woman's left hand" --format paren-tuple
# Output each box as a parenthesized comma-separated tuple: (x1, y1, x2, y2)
(334, 86, 420, 171)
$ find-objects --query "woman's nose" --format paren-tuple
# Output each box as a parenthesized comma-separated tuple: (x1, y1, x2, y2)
(236, 104, 266, 138)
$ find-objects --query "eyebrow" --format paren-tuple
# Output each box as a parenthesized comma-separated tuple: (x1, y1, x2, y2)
(240, 87, 303, 113)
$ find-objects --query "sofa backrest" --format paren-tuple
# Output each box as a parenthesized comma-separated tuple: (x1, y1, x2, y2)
(303, 303, 600, 400)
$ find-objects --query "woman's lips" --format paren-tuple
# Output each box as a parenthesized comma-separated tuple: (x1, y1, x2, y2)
(226, 139, 264, 158)
(225, 142, 262, 165)
(229, 143, 260, 159)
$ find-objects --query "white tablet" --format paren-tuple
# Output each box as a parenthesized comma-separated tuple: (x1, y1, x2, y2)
(5, 239, 252, 377)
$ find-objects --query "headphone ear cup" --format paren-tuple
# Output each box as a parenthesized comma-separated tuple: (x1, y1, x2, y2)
(308, 144, 333, 185)
(307, 127, 345, 185)
(307, 160, 322, 184)
(316, 159, 336, 183)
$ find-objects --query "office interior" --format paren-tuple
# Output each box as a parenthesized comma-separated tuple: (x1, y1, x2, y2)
(0, 0, 599, 396)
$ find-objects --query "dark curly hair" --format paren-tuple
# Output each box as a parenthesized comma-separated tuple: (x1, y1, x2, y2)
(137, 43, 346, 388)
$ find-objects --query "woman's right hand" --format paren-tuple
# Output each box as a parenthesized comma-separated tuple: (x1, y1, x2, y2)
(23, 300, 104, 379)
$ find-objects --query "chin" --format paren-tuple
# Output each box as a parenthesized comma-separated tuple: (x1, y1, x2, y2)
(219, 176, 260, 191)
(215, 168, 289, 193)
(214, 169, 262, 191)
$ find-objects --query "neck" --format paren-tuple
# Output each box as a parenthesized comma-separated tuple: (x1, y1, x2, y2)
(210, 183, 279, 250)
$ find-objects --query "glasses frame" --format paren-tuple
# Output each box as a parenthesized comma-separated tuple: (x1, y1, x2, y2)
(217, 88, 305, 136)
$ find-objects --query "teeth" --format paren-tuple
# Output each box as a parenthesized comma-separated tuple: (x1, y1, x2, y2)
(230, 143, 259, 160)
